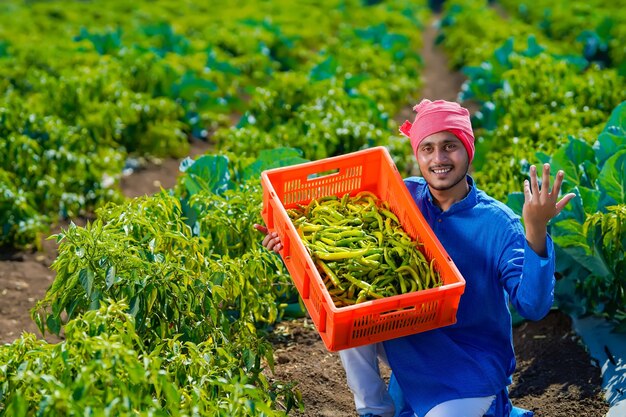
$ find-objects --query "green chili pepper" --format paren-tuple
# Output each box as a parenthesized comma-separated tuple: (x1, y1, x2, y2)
(291, 192, 440, 307)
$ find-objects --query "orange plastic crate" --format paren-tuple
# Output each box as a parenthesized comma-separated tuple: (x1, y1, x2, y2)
(261, 146, 465, 351)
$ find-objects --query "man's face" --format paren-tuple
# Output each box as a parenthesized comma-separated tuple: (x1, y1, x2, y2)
(416, 131, 469, 192)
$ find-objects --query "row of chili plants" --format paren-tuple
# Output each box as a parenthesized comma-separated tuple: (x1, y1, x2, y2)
(0, 0, 420, 248)
(437, 0, 626, 329)
(0, 0, 428, 415)
(497, 0, 626, 73)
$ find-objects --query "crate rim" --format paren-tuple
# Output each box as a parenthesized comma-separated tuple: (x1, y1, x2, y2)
(260, 145, 392, 179)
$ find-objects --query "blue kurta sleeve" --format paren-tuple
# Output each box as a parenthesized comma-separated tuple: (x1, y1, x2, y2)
(499, 227, 556, 321)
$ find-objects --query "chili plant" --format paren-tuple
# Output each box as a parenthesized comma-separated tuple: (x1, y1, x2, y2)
(31, 191, 289, 346)
(4, 300, 301, 416)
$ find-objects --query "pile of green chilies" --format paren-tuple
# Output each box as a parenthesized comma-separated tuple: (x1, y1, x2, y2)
(287, 191, 441, 307)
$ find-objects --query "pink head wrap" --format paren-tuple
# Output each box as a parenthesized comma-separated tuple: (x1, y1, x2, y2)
(399, 99, 475, 162)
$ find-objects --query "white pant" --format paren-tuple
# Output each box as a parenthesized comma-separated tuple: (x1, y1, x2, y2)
(339, 343, 495, 417)
(424, 396, 495, 417)
(339, 344, 395, 417)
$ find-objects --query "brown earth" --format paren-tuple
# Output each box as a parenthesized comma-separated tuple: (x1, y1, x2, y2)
(0, 16, 610, 417)
(268, 310, 608, 417)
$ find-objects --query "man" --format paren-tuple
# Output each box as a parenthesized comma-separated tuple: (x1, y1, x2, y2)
(256, 99, 574, 417)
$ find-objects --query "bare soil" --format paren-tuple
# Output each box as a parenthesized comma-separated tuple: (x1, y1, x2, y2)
(268, 310, 608, 417)
(0, 16, 609, 417)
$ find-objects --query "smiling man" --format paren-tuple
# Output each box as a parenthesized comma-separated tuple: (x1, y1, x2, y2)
(339, 99, 575, 417)
(256, 99, 575, 417)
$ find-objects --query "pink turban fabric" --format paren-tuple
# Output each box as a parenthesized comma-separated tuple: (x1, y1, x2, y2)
(399, 99, 475, 162)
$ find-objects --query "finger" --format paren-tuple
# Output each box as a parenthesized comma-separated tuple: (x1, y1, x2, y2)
(262, 231, 278, 247)
(523, 179, 532, 202)
(253, 223, 268, 235)
(555, 193, 576, 214)
(265, 232, 282, 252)
(529, 165, 540, 197)
(268, 236, 283, 253)
(541, 163, 550, 197)
(262, 233, 273, 247)
(551, 170, 566, 200)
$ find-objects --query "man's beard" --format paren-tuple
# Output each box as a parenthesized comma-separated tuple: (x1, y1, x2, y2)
(427, 163, 469, 191)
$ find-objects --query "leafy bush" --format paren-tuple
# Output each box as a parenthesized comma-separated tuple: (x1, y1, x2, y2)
(507, 103, 626, 329)
(3, 300, 300, 416)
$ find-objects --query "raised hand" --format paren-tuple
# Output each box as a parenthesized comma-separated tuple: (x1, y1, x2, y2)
(522, 163, 575, 256)
(253, 224, 283, 253)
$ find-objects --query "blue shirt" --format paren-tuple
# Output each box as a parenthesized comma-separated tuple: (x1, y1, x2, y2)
(383, 176, 555, 417)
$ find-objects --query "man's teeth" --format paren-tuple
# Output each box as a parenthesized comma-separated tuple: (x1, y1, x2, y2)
(433, 168, 451, 174)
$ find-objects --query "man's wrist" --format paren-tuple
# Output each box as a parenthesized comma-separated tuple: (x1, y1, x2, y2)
(525, 224, 548, 257)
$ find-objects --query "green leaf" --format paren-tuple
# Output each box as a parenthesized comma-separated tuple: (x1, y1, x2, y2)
(535, 152, 551, 164)
(180, 154, 232, 196)
(89, 289, 102, 311)
(129, 296, 140, 317)
(74, 27, 123, 55)
(552, 218, 585, 245)
(206, 48, 241, 75)
(595, 101, 626, 166)
(162, 379, 179, 407)
(7, 395, 27, 417)
(212, 285, 227, 302)
(243, 348, 256, 370)
(553, 219, 613, 279)
(72, 385, 85, 401)
(126, 362, 145, 384)
(603, 101, 626, 131)
(344, 74, 370, 95)
(264, 345, 275, 371)
(550, 137, 596, 187)
(0, 40, 9, 58)
(105, 265, 117, 289)
(596, 131, 626, 167)
(523, 35, 545, 57)
(205, 296, 218, 323)
(580, 160, 600, 189)
(46, 314, 61, 335)
(596, 17, 614, 41)
(505, 192, 524, 217)
(559, 245, 611, 279)
(554, 247, 589, 316)
(170, 71, 218, 102)
(578, 186, 600, 215)
(147, 286, 158, 314)
(597, 149, 626, 204)
(552, 54, 589, 71)
(355, 23, 387, 42)
(494, 37, 514, 67)
(79, 268, 95, 298)
(66, 299, 80, 319)
(309, 56, 337, 81)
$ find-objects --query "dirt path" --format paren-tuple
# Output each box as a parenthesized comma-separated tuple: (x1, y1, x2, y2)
(419, 17, 467, 103)
(0, 16, 609, 417)
(120, 138, 212, 199)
